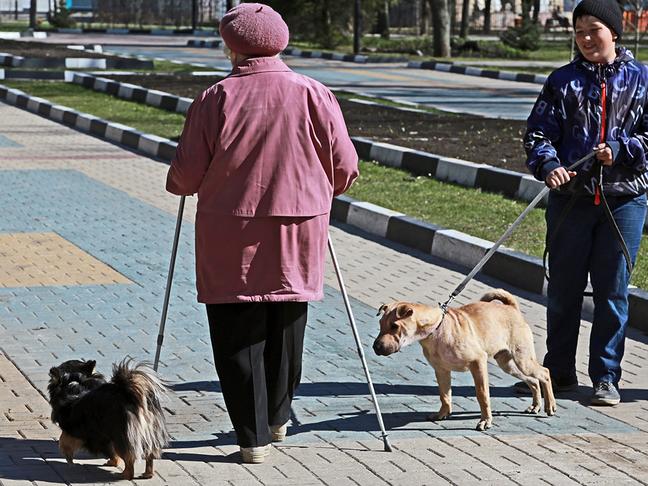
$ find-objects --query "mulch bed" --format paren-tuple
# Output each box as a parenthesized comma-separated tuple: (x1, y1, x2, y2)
(105, 72, 529, 173)
(0, 39, 108, 59)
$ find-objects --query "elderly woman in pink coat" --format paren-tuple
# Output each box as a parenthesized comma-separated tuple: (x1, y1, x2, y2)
(166, 3, 358, 464)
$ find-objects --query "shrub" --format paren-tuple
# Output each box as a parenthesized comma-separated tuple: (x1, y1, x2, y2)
(499, 19, 541, 51)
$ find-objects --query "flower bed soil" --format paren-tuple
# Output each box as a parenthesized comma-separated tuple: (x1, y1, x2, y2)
(105, 72, 529, 173)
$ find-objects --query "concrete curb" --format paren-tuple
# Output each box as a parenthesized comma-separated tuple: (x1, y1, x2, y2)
(408, 60, 547, 85)
(282, 47, 407, 64)
(1, 82, 646, 332)
(0, 68, 66, 80)
(70, 72, 193, 114)
(0, 51, 153, 69)
(187, 39, 222, 48)
(42, 28, 217, 36)
(0, 83, 176, 162)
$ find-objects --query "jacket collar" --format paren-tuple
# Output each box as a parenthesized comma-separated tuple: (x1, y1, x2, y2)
(229, 56, 292, 77)
(574, 46, 634, 78)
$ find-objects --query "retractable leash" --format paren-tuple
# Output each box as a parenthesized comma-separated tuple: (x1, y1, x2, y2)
(327, 234, 393, 453)
(439, 150, 598, 316)
(154, 195, 186, 372)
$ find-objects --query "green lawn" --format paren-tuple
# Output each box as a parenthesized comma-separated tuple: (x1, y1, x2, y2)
(3, 80, 184, 140)
(4, 78, 648, 289)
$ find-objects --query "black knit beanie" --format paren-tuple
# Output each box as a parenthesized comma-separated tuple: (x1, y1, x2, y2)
(573, 0, 623, 40)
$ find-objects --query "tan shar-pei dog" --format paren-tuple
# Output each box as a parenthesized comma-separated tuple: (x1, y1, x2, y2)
(373, 289, 556, 431)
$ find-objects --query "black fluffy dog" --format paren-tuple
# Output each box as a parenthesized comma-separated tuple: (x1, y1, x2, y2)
(48, 358, 169, 480)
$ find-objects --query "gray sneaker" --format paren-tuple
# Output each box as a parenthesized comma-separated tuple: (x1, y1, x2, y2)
(590, 382, 620, 406)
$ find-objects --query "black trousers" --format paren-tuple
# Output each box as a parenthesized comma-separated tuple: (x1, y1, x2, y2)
(206, 301, 307, 447)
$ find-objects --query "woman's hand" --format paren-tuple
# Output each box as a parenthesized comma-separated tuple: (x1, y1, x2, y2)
(545, 167, 577, 188)
(595, 142, 614, 166)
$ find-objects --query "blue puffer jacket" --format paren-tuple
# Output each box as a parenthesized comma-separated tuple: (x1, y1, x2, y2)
(525, 47, 648, 196)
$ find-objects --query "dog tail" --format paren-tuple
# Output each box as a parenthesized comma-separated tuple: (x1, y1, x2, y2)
(480, 289, 519, 310)
(111, 359, 170, 459)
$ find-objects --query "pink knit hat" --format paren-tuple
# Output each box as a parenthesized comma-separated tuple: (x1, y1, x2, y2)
(220, 3, 289, 57)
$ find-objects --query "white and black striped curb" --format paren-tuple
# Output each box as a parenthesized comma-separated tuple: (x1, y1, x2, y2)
(0, 31, 47, 39)
(0, 51, 153, 69)
(71, 72, 193, 114)
(282, 47, 407, 64)
(352, 137, 549, 204)
(0, 84, 176, 162)
(1, 82, 647, 331)
(330, 194, 648, 332)
(408, 60, 547, 85)
(44, 28, 217, 36)
(187, 39, 222, 48)
(0, 68, 66, 80)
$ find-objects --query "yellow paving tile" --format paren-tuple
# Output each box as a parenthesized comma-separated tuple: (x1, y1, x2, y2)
(0, 232, 131, 287)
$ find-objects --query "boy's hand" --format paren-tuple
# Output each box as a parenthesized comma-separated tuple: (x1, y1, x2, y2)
(595, 143, 613, 166)
(546, 167, 577, 188)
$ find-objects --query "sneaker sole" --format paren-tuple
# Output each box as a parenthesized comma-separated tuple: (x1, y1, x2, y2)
(590, 397, 620, 406)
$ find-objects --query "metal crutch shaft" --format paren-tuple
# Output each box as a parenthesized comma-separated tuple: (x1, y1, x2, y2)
(154, 195, 186, 372)
(327, 233, 393, 452)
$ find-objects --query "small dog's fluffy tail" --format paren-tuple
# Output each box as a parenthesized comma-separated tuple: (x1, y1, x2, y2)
(111, 359, 170, 459)
(480, 289, 519, 310)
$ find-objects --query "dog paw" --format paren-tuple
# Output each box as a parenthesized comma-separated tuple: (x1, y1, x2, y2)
(545, 403, 557, 416)
(525, 404, 541, 414)
(475, 419, 492, 431)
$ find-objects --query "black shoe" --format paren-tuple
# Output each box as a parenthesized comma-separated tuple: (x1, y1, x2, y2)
(590, 382, 620, 406)
(513, 376, 578, 395)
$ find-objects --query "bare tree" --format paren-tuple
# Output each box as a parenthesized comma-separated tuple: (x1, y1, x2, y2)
(29, 0, 37, 28)
(429, 0, 450, 57)
(419, 0, 430, 35)
(483, 0, 491, 34)
(460, 0, 470, 38)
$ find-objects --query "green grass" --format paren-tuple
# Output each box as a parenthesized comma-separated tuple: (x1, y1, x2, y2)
(2, 80, 185, 140)
(4, 79, 648, 289)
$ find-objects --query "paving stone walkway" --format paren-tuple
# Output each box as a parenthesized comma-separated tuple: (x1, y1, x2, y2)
(1, 101, 648, 485)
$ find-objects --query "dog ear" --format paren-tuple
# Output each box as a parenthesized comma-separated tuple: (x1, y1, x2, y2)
(376, 304, 389, 316)
(49, 367, 60, 382)
(82, 360, 96, 375)
(396, 304, 414, 319)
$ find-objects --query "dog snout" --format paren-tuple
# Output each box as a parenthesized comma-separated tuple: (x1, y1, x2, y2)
(373, 336, 398, 356)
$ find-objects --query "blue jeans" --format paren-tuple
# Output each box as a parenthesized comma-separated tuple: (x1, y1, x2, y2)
(544, 192, 646, 386)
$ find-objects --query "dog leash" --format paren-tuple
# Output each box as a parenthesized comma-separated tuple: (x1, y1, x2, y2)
(439, 150, 597, 316)
(542, 160, 633, 293)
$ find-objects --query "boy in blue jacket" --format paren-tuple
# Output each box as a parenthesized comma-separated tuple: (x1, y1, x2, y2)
(522, 0, 648, 406)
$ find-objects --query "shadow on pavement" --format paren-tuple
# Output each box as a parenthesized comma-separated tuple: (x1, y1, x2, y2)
(0, 437, 120, 483)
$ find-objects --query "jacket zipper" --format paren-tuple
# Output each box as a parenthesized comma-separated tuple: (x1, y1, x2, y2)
(595, 70, 607, 206)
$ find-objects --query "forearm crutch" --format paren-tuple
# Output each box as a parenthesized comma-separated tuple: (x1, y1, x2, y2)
(154, 195, 186, 372)
(327, 233, 393, 452)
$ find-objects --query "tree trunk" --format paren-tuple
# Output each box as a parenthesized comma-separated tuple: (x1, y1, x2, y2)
(460, 0, 470, 37)
(353, 0, 361, 54)
(430, 0, 450, 57)
(379, 0, 390, 39)
(419, 0, 429, 35)
(29, 0, 37, 28)
(532, 0, 540, 23)
(483, 0, 491, 34)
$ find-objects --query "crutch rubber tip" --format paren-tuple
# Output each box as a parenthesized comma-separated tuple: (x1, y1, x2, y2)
(383, 438, 393, 452)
